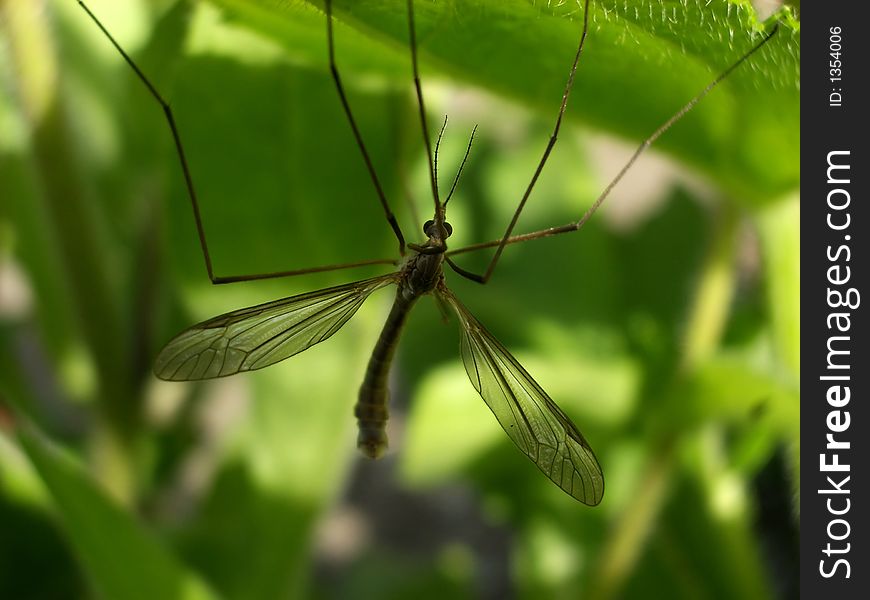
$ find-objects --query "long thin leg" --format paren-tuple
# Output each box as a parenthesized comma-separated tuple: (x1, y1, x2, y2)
(445, 24, 780, 267)
(78, 1, 398, 285)
(406, 0, 440, 212)
(393, 105, 423, 231)
(326, 0, 406, 255)
(445, 0, 591, 284)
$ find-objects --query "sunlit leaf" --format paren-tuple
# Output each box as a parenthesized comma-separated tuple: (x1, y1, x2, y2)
(16, 422, 217, 600)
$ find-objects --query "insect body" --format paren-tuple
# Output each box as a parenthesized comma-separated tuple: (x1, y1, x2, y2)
(80, 0, 779, 506)
(355, 221, 448, 460)
(153, 204, 606, 504)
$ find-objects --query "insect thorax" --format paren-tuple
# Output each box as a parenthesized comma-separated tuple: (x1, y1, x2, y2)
(400, 250, 445, 299)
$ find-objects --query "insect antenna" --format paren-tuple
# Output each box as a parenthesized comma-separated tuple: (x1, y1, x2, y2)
(443, 125, 478, 207)
(433, 115, 449, 206)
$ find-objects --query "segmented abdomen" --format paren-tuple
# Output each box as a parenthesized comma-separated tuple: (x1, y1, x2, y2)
(355, 291, 415, 458)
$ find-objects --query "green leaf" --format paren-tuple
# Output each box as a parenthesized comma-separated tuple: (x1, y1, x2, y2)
(207, 0, 799, 204)
(15, 421, 217, 600)
(756, 194, 800, 378)
(1, 0, 801, 596)
(676, 351, 799, 436)
(401, 364, 502, 487)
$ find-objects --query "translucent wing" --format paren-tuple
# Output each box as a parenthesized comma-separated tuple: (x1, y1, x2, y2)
(438, 287, 604, 505)
(155, 274, 398, 381)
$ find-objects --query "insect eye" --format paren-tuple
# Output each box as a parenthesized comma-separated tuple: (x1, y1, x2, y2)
(443, 222, 453, 237)
(423, 219, 435, 235)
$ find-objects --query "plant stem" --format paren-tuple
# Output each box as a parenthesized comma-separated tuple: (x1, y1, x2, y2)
(3, 0, 137, 499)
(590, 202, 740, 600)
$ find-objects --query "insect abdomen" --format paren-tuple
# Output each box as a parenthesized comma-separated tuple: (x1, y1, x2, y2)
(356, 291, 415, 459)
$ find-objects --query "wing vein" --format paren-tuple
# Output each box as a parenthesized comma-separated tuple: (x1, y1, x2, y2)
(438, 286, 604, 505)
(155, 274, 397, 381)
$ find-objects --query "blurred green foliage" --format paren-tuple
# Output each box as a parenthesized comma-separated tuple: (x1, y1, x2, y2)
(0, 1, 798, 599)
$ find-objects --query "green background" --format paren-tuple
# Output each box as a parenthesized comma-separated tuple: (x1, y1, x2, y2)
(0, 0, 799, 598)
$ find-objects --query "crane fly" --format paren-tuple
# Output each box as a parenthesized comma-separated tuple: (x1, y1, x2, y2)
(79, 0, 779, 506)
